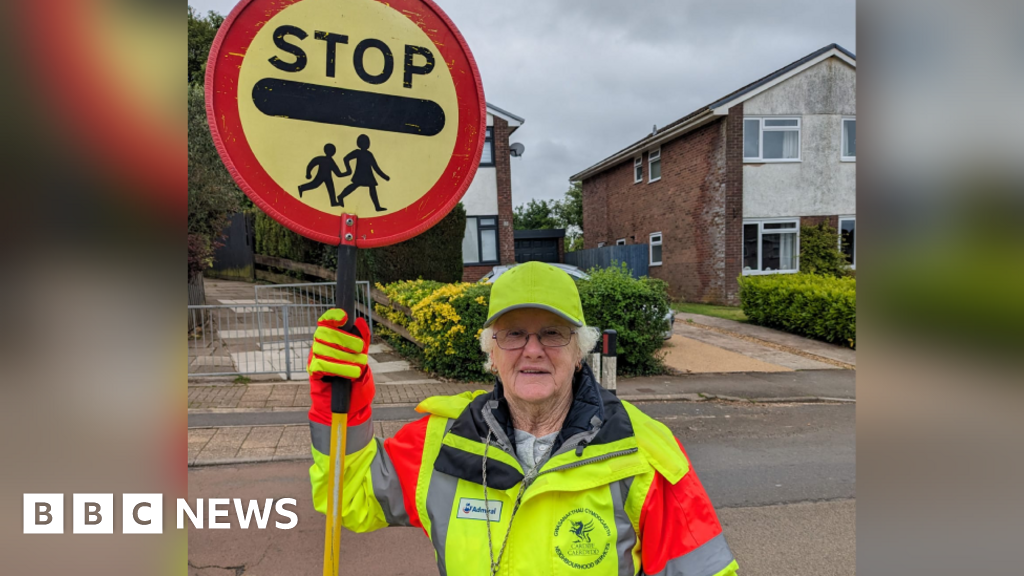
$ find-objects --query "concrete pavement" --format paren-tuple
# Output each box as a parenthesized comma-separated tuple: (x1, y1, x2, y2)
(187, 368, 853, 466)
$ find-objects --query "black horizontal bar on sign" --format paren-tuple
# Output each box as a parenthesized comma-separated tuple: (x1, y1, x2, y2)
(252, 78, 446, 136)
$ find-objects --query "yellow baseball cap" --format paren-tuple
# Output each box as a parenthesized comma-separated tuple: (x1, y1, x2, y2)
(484, 261, 585, 327)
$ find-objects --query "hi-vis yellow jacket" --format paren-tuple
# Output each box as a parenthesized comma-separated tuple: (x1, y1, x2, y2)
(309, 365, 738, 576)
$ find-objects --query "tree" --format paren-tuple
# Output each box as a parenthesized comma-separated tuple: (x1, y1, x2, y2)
(513, 199, 561, 230)
(189, 84, 241, 278)
(513, 183, 585, 252)
(188, 7, 224, 86)
(554, 182, 584, 251)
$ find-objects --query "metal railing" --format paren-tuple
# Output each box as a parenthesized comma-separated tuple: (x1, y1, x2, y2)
(253, 281, 372, 348)
(187, 281, 373, 380)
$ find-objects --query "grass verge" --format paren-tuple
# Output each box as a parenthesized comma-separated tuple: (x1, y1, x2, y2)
(671, 301, 748, 323)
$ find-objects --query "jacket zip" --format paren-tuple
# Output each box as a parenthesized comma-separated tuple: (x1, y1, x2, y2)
(537, 447, 639, 476)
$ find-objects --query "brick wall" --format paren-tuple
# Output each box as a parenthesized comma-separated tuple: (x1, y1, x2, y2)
(580, 118, 731, 303)
(462, 265, 492, 283)
(493, 117, 516, 265)
(723, 104, 744, 305)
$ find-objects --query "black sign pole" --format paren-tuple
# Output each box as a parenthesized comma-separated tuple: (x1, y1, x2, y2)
(322, 215, 357, 576)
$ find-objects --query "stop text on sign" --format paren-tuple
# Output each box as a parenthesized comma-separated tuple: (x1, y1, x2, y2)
(269, 25, 436, 88)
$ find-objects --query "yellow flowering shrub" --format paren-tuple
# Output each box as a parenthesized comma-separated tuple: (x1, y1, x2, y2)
(376, 279, 492, 381)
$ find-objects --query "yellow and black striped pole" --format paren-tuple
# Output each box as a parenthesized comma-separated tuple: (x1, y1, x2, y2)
(323, 215, 358, 576)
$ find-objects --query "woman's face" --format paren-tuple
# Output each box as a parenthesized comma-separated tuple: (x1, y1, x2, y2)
(490, 308, 578, 406)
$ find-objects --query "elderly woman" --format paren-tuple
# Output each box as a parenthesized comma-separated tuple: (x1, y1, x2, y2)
(307, 261, 738, 576)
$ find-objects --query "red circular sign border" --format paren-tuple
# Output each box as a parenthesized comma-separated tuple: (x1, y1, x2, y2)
(205, 0, 485, 248)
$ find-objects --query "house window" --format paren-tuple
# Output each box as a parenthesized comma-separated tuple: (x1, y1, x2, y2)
(634, 157, 643, 183)
(480, 127, 494, 166)
(742, 219, 799, 274)
(616, 238, 626, 246)
(597, 242, 606, 248)
(648, 148, 661, 182)
(842, 118, 856, 161)
(839, 216, 856, 268)
(744, 117, 801, 162)
(649, 232, 663, 266)
(462, 215, 499, 264)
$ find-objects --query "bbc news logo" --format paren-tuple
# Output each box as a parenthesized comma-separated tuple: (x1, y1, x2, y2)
(23, 494, 298, 534)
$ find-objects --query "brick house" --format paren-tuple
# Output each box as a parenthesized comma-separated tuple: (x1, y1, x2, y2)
(570, 44, 856, 304)
(460, 103, 524, 282)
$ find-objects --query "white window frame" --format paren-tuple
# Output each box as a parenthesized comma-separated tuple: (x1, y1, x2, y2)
(462, 215, 500, 265)
(743, 117, 802, 163)
(841, 118, 856, 162)
(648, 148, 661, 183)
(633, 157, 643, 184)
(742, 218, 800, 275)
(649, 232, 663, 266)
(615, 238, 626, 246)
(838, 216, 856, 269)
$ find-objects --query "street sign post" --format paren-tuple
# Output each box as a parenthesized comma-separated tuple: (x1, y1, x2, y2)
(206, 1, 485, 574)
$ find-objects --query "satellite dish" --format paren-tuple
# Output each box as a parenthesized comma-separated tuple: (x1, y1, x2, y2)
(509, 142, 525, 157)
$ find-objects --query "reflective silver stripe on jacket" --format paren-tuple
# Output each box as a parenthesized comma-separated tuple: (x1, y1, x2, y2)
(370, 438, 412, 527)
(610, 478, 637, 576)
(426, 471, 459, 576)
(346, 420, 374, 454)
(310, 420, 330, 454)
(644, 533, 735, 576)
(309, 419, 374, 455)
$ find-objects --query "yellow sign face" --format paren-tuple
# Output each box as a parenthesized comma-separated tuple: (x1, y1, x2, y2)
(237, 0, 459, 218)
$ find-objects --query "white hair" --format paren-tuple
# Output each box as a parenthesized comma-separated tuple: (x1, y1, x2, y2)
(480, 324, 601, 374)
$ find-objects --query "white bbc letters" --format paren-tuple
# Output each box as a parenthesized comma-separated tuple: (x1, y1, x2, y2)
(123, 494, 163, 534)
(24, 494, 64, 534)
(275, 498, 298, 529)
(73, 494, 114, 534)
(208, 498, 231, 529)
(177, 498, 203, 529)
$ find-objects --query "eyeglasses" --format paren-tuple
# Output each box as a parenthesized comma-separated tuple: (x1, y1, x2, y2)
(492, 326, 576, 350)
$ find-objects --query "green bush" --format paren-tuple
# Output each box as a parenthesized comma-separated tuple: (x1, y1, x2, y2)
(576, 263, 670, 376)
(253, 203, 466, 284)
(739, 273, 856, 347)
(363, 202, 466, 285)
(799, 223, 851, 278)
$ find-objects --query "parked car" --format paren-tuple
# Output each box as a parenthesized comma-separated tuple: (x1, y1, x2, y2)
(479, 263, 675, 339)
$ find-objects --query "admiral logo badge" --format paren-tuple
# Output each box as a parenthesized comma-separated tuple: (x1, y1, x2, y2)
(455, 498, 502, 522)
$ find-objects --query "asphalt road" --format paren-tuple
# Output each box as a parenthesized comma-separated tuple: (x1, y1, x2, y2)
(188, 401, 855, 575)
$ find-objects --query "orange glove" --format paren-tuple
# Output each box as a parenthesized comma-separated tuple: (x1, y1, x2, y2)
(308, 309, 375, 427)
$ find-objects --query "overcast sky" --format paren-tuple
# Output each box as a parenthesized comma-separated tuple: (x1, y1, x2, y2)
(190, 0, 855, 207)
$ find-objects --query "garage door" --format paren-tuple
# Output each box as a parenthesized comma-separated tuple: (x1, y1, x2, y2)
(515, 238, 559, 263)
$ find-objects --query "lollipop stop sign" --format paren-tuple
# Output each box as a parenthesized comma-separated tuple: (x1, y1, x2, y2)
(206, 0, 485, 248)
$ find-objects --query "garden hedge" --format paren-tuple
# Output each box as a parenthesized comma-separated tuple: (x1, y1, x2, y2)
(738, 273, 856, 348)
(254, 203, 466, 284)
(576, 264, 670, 376)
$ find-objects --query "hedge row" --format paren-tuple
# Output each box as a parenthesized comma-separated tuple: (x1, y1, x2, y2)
(738, 273, 856, 348)
(374, 265, 671, 381)
(253, 203, 467, 285)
